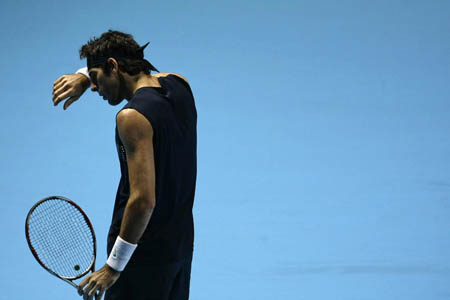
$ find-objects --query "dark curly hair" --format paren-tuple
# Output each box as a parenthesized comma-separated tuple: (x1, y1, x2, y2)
(79, 30, 159, 75)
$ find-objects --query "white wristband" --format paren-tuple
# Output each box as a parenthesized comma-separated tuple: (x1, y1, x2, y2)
(106, 236, 137, 272)
(76, 67, 90, 80)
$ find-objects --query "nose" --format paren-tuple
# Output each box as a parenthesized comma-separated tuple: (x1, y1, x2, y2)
(90, 82, 98, 92)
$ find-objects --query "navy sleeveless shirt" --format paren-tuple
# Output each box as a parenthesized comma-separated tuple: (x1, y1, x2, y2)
(107, 75, 197, 265)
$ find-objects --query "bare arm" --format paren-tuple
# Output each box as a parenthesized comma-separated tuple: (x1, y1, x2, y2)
(78, 108, 155, 299)
(116, 108, 156, 243)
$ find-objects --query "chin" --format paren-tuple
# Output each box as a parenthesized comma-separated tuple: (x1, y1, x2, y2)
(108, 97, 124, 106)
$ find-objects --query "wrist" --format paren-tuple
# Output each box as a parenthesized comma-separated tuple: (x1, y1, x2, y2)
(76, 68, 91, 90)
(105, 263, 121, 274)
(76, 67, 90, 80)
(106, 236, 137, 272)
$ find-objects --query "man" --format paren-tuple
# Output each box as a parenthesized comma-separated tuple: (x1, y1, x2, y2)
(52, 30, 197, 300)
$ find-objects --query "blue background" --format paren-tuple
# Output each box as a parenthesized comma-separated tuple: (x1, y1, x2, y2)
(1, 0, 449, 299)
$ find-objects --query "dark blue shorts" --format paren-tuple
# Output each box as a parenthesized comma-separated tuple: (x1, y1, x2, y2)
(105, 253, 193, 300)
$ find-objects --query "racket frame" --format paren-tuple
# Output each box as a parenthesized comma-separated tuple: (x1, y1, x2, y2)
(25, 196, 97, 289)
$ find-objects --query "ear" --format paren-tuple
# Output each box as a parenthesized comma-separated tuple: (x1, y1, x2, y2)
(107, 57, 120, 73)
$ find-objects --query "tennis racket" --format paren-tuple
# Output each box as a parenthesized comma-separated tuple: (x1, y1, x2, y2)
(25, 196, 97, 291)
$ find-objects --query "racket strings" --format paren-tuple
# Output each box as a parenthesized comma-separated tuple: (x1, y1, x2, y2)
(27, 199, 95, 278)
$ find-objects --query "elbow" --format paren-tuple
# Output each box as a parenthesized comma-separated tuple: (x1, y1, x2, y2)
(128, 193, 156, 212)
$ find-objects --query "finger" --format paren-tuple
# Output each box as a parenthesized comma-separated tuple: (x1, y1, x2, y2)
(78, 276, 91, 294)
(53, 76, 66, 88)
(78, 284, 86, 296)
(87, 290, 95, 300)
(53, 79, 66, 93)
(88, 285, 100, 299)
(81, 282, 95, 299)
(63, 95, 80, 110)
(52, 84, 69, 102)
(53, 89, 73, 106)
(95, 288, 105, 300)
(96, 288, 105, 300)
(83, 280, 96, 295)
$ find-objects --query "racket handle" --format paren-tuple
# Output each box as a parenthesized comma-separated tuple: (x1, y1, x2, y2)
(62, 278, 79, 289)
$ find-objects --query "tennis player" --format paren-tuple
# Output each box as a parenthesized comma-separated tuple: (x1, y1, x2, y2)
(52, 30, 197, 300)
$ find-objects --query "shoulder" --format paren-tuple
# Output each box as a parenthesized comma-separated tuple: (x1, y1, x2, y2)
(117, 109, 153, 141)
(153, 72, 189, 84)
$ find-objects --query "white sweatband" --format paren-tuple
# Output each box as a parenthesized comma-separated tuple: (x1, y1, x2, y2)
(106, 236, 138, 272)
(76, 67, 90, 80)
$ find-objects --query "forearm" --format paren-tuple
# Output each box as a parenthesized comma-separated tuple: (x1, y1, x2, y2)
(106, 195, 154, 272)
(119, 195, 155, 244)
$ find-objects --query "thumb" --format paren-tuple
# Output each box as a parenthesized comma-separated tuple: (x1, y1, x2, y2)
(63, 95, 80, 110)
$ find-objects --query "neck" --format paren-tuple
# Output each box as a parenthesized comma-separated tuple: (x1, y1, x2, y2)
(121, 72, 161, 100)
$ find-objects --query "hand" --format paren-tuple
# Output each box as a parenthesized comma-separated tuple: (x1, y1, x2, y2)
(52, 73, 90, 110)
(78, 264, 121, 300)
